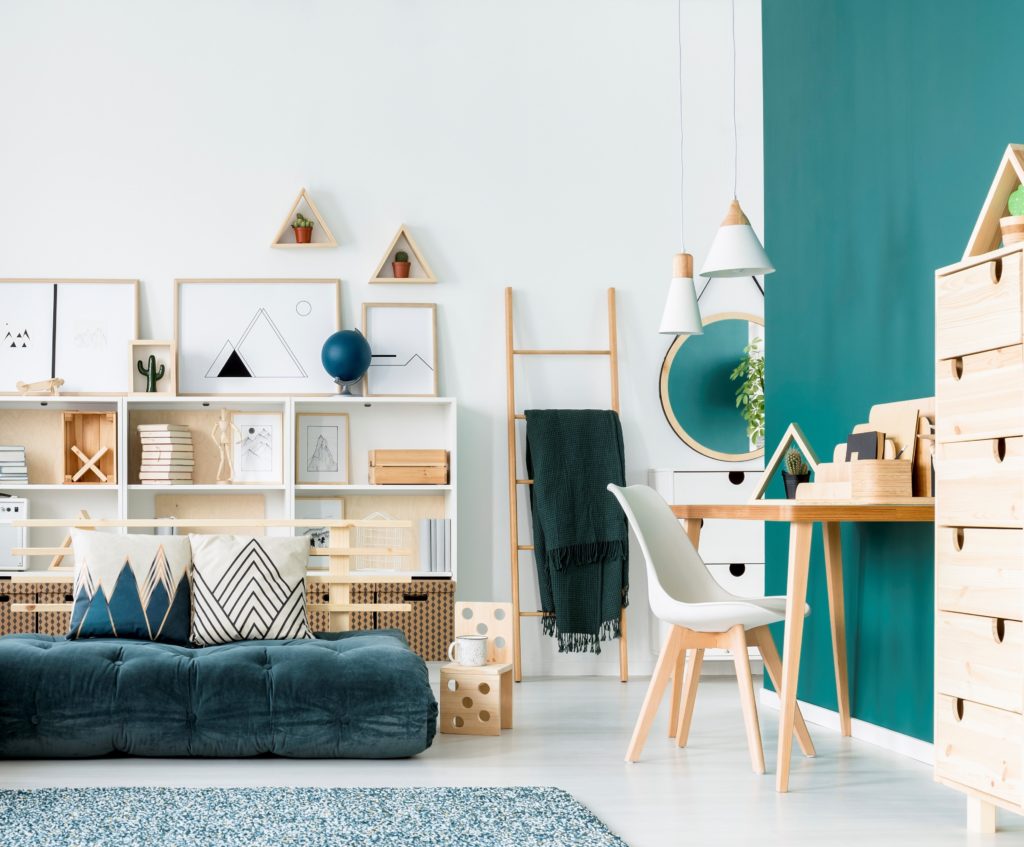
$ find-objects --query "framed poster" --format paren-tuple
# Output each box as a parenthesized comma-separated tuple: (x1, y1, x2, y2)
(362, 302, 438, 397)
(0, 279, 138, 394)
(175, 279, 341, 395)
(229, 412, 283, 484)
(296, 412, 350, 485)
(295, 496, 345, 568)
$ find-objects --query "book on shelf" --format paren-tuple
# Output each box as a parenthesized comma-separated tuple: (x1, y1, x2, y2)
(136, 424, 190, 432)
(141, 449, 194, 457)
(139, 435, 193, 444)
(139, 479, 192, 486)
(139, 471, 193, 480)
(418, 518, 452, 574)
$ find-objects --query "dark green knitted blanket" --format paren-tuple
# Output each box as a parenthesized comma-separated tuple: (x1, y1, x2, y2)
(524, 409, 628, 654)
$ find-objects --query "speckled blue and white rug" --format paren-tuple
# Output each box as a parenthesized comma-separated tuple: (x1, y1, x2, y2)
(0, 786, 626, 847)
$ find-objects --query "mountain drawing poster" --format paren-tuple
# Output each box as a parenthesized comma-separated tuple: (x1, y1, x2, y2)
(362, 303, 437, 397)
(296, 412, 349, 484)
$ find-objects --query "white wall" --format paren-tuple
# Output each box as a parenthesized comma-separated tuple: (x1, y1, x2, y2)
(0, 0, 763, 675)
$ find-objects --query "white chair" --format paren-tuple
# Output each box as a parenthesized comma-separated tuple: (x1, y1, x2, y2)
(608, 483, 815, 773)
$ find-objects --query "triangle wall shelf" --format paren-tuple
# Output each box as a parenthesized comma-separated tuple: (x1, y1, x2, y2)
(370, 225, 437, 283)
(964, 144, 1024, 259)
(271, 188, 338, 249)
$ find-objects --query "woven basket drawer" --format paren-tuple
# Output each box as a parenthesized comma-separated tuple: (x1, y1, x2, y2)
(936, 437, 1024, 528)
(36, 583, 74, 636)
(936, 252, 1023, 359)
(936, 527, 1024, 621)
(937, 346, 1024, 442)
(0, 582, 37, 636)
(936, 611, 1023, 713)
(305, 583, 374, 633)
(376, 580, 455, 661)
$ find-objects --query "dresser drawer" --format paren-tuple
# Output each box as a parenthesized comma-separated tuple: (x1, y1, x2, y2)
(937, 346, 1024, 441)
(936, 437, 1024, 527)
(936, 527, 1024, 620)
(673, 471, 764, 563)
(935, 694, 1023, 806)
(936, 252, 1023, 359)
(936, 611, 1023, 713)
(706, 563, 765, 600)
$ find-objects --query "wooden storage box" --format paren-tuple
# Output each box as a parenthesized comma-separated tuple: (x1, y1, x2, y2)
(936, 346, 1024, 442)
(936, 437, 1024, 527)
(849, 459, 913, 500)
(936, 611, 1024, 713)
(368, 449, 449, 485)
(936, 251, 1023, 359)
(936, 527, 1024, 621)
(62, 411, 117, 484)
(373, 579, 455, 660)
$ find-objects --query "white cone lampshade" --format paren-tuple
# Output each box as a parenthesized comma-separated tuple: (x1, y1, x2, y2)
(659, 252, 703, 335)
(700, 198, 775, 278)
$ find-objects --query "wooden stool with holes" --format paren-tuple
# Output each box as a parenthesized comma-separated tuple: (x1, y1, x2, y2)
(440, 602, 514, 736)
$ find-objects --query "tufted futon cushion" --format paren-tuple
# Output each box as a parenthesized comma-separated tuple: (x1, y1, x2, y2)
(0, 630, 437, 759)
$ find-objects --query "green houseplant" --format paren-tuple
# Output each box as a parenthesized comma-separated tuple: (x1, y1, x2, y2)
(730, 337, 764, 448)
(392, 249, 412, 279)
(782, 448, 810, 499)
(292, 212, 315, 244)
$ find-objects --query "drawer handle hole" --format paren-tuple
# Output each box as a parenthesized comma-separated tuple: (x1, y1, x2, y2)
(993, 258, 1003, 283)
(728, 563, 746, 577)
(953, 698, 964, 722)
(994, 618, 1006, 644)
(952, 527, 965, 551)
(950, 358, 963, 381)
(728, 471, 746, 485)
(994, 438, 1007, 463)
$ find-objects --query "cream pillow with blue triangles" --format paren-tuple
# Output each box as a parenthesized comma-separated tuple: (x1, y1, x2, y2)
(68, 530, 192, 645)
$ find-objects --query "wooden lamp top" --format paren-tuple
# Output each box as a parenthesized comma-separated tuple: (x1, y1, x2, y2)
(672, 252, 694, 278)
(721, 198, 751, 227)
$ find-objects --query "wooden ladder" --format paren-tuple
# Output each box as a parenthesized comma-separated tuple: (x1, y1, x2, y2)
(504, 286, 628, 683)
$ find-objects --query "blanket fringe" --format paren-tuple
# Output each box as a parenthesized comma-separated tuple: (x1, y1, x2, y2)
(547, 540, 629, 571)
(541, 614, 623, 655)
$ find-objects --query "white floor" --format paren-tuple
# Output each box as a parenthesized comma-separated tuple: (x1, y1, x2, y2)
(3, 675, 1021, 847)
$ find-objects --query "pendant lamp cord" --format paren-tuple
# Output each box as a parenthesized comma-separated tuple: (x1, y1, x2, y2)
(731, 0, 738, 199)
(677, 0, 686, 250)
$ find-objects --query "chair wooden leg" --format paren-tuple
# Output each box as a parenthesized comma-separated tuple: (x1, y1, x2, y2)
(727, 624, 765, 775)
(674, 646, 704, 747)
(668, 648, 685, 736)
(625, 626, 685, 763)
(750, 626, 815, 757)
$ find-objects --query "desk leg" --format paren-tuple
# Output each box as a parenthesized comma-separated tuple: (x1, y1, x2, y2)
(776, 520, 813, 793)
(822, 521, 851, 737)
(668, 518, 704, 734)
(683, 518, 702, 548)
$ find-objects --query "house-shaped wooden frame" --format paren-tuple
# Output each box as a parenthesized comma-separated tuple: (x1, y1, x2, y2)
(750, 422, 820, 501)
(963, 144, 1024, 259)
(370, 225, 437, 284)
(271, 188, 338, 249)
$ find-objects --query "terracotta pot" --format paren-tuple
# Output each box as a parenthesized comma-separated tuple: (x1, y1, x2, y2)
(293, 226, 313, 244)
(392, 261, 412, 278)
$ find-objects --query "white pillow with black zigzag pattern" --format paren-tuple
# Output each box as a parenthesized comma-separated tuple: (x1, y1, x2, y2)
(189, 534, 313, 646)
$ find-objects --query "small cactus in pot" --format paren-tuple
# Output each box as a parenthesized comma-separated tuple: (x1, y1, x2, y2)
(392, 250, 412, 279)
(292, 212, 315, 244)
(137, 355, 165, 393)
(782, 448, 810, 499)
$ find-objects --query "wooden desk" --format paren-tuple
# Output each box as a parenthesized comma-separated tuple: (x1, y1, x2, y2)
(671, 499, 934, 792)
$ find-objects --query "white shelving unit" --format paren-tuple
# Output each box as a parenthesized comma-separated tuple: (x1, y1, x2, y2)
(0, 395, 458, 580)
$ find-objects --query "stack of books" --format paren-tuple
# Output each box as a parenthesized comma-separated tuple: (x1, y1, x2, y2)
(138, 425, 194, 485)
(418, 518, 452, 574)
(0, 446, 28, 484)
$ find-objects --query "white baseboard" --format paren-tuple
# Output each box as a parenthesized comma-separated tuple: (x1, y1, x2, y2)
(759, 688, 933, 765)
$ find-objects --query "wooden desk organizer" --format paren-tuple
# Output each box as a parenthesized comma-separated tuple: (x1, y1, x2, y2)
(797, 459, 914, 502)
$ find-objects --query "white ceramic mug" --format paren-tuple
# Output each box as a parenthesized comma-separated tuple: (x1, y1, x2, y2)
(448, 634, 487, 666)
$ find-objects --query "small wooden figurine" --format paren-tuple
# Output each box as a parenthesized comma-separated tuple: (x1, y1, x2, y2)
(136, 355, 165, 393)
(210, 409, 240, 484)
(16, 377, 64, 396)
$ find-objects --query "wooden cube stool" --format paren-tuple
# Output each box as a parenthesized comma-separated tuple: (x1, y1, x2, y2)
(440, 602, 514, 736)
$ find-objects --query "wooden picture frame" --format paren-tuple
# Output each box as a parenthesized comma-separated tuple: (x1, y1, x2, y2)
(270, 188, 338, 249)
(130, 340, 177, 395)
(295, 412, 350, 485)
(369, 225, 437, 284)
(229, 411, 284, 484)
(0, 279, 139, 395)
(750, 422, 820, 501)
(174, 279, 341, 396)
(362, 302, 438, 397)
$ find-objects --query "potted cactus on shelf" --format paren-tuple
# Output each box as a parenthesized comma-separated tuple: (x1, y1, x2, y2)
(392, 250, 412, 278)
(1001, 184, 1024, 246)
(782, 448, 810, 499)
(292, 212, 315, 244)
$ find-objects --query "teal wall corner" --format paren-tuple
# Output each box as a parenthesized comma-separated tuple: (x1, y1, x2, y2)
(762, 0, 1024, 742)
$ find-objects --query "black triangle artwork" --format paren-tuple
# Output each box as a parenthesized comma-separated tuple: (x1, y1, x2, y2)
(218, 349, 252, 378)
(205, 308, 306, 380)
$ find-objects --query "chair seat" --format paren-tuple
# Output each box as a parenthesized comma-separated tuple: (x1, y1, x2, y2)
(657, 595, 810, 633)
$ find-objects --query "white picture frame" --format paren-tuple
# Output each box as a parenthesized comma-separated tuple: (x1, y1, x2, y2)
(296, 412, 350, 485)
(361, 302, 438, 397)
(230, 412, 283, 484)
(175, 279, 341, 396)
(295, 496, 345, 568)
(0, 279, 139, 394)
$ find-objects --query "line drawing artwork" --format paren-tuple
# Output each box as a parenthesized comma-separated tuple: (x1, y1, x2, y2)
(2, 324, 30, 349)
(306, 426, 339, 473)
(240, 424, 273, 472)
(72, 321, 108, 350)
(369, 353, 434, 370)
(205, 307, 307, 379)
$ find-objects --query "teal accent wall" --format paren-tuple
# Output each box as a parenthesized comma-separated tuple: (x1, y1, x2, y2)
(762, 0, 1024, 741)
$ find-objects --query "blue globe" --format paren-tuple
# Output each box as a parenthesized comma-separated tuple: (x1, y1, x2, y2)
(321, 329, 372, 393)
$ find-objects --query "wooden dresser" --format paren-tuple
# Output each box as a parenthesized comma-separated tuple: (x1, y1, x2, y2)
(934, 245, 1024, 831)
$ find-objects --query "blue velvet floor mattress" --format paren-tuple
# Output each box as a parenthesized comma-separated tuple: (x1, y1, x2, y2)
(0, 630, 437, 758)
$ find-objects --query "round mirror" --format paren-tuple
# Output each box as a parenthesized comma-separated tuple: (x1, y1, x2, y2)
(659, 312, 764, 462)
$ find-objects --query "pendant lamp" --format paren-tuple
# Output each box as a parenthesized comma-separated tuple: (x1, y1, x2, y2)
(700, 0, 774, 279)
(660, 0, 703, 335)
